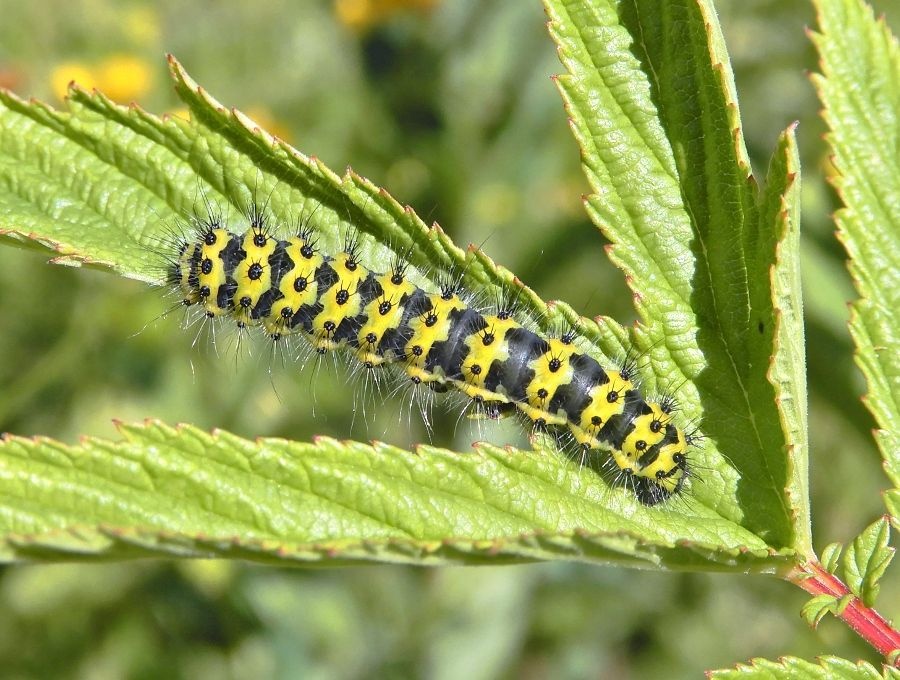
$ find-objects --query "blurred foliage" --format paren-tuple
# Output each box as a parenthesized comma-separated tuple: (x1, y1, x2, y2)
(0, 0, 897, 677)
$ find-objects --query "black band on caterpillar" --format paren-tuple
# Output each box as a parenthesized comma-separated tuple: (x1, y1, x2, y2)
(168, 208, 691, 505)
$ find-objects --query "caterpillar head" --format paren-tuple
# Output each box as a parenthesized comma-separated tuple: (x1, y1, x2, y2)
(610, 405, 690, 506)
(631, 426, 689, 506)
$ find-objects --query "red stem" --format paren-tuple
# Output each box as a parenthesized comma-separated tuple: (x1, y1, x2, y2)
(791, 561, 900, 664)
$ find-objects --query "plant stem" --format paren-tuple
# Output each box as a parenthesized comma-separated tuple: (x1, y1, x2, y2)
(791, 561, 900, 664)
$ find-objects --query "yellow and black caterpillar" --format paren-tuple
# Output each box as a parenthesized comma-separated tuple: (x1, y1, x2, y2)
(168, 208, 691, 505)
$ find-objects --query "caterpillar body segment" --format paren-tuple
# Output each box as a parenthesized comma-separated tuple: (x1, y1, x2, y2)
(169, 220, 690, 505)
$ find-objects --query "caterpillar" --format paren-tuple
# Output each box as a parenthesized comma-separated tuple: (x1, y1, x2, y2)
(165, 202, 692, 506)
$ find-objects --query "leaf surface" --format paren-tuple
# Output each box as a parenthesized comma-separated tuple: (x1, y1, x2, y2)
(811, 0, 900, 503)
(0, 422, 779, 567)
(546, 0, 806, 550)
(709, 655, 888, 680)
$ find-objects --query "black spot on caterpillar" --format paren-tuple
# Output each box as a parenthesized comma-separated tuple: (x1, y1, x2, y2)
(163, 201, 692, 506)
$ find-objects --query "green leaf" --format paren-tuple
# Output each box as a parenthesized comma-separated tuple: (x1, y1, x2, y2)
(545, 0, 806, 549)
(887, 490, 900, 528)
(708, 655, 887, 680)
(842, 517, 894, 607)
(760, 127, 808, 550)
(0, 421, 780, 567)
(0, 57, 620, 353)
(834, 592, 854, 616)
(0, 17, 804, 565)
(820, 541, 843, 573)
(811, 0, 900, 497)
(800, 593, 841, 628)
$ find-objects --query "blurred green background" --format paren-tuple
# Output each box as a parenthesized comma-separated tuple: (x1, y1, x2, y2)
(0, 0, 898, 677)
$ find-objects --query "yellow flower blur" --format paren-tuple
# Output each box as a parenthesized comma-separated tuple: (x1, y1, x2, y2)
(98, 55, 154, 103)
(50, 55, 154, 103)
(335, 0, 437, 31)
(50, 62, 98, 100)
